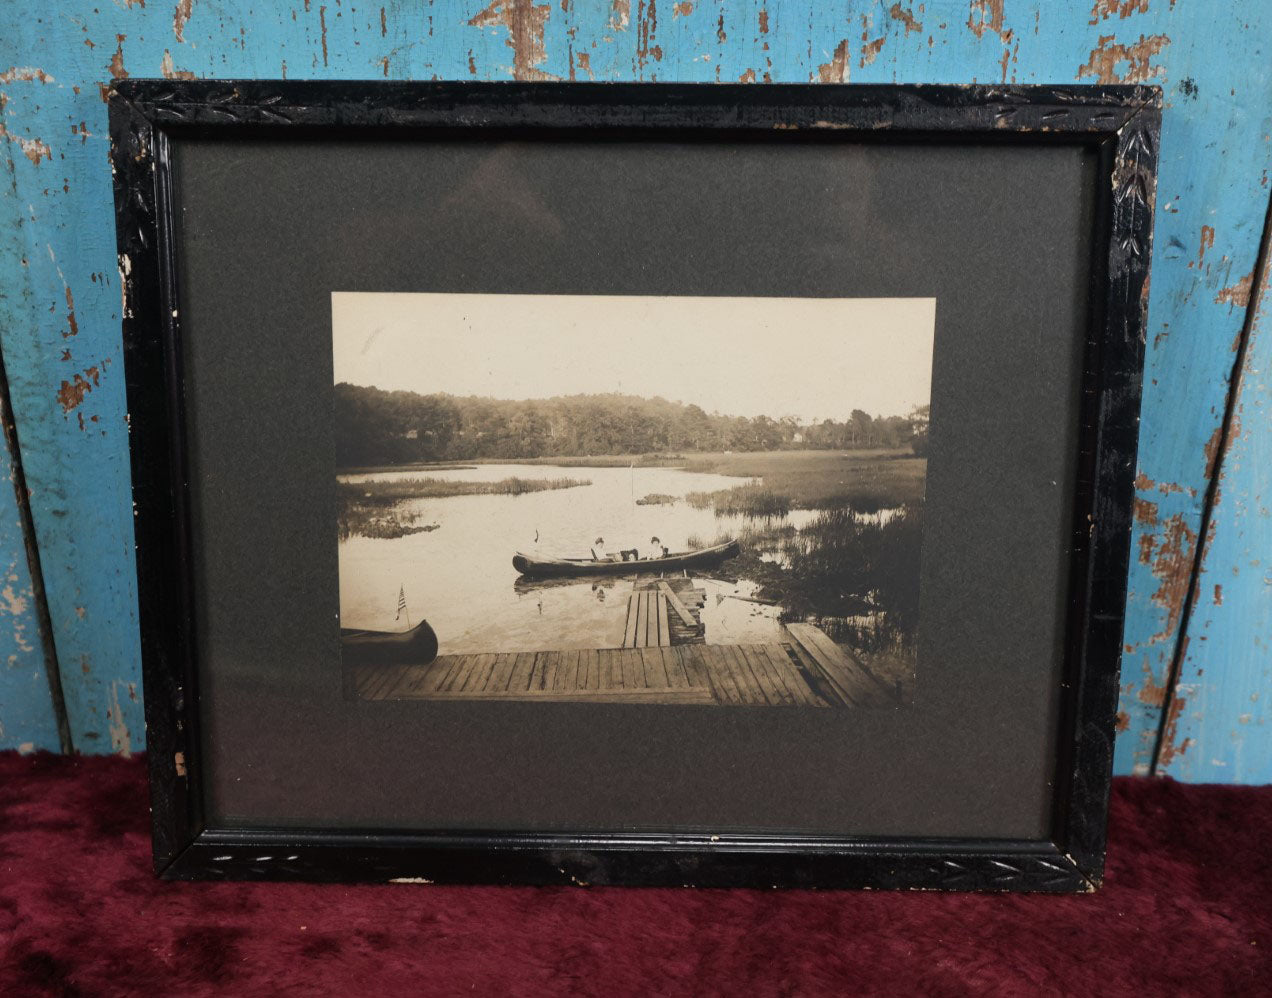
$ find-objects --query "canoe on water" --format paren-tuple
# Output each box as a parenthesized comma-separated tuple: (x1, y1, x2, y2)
(340, 618, 438, 665)
(512, 539, 741, 578)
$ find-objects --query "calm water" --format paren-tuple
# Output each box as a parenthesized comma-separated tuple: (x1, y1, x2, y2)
(336, 463, 829, 654)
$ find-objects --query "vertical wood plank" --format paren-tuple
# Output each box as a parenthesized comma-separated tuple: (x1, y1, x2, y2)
(1156, 195, 1272, 782)
(558, 649, 581, 691)
(0, 360, 64, 752)
(620, 648, 642, 691)
(465, 654, 499, 693)
(702, 647, 742, 706)
(603, 648, 623, 689)
(722, 646, 765, 706)
(659, 648, 687, 689)
(633, 592, 648, 649)
(639, 648, 667, 689)
(623, 593, 640, 648)
(485, 652, 518, 692)
(508, 652, 537, 692)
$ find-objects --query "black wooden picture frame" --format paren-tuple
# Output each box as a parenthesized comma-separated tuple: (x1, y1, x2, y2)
(108, 80, 1159, 891)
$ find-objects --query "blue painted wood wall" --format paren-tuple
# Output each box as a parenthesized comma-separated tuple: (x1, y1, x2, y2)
(1, 0, 1268, 780)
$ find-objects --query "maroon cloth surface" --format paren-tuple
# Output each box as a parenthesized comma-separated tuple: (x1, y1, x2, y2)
(1, 753, 1270, 997)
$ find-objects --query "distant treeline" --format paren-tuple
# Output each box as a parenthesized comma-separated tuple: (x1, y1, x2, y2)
(335, 384, 930, 467)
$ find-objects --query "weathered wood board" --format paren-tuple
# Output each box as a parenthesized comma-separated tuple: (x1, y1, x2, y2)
(1154, 216, 1272, 782)
(0, 399, 62, 753)
(787, 623, 899, 708)
(0, 1, 1269, 780)
(355, 642, 837, 707)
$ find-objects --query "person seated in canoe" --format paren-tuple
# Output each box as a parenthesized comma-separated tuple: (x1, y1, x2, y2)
(646, 536, 664, 560)
(592, 537, 636, 562)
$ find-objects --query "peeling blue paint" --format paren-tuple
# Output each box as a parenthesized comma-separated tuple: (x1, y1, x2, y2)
(0, 0, 1268, 775)
(1157, 245, 1271, 781)
(0, 429, 59, 753)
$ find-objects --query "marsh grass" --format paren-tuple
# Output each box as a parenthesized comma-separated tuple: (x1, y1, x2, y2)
(338, 476, 590, 539)
(341, 476, 591, 504)
(737, 521, 797, 548)
(474, 453, 686, 468)
(685, 486, 791, 518)
(653, 453, 925, 656)
(678, 450, 925, 517)
(635, 493, 677, 506)
(781, 505, 922, 650)
(717, 504, 923, 655)
(339, 463, 478, 474)
(684, 532, 731, 551)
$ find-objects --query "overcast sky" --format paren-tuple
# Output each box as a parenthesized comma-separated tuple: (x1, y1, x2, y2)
(331, 293, 935, 423)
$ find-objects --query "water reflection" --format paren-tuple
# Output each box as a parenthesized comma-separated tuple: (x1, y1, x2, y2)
(512, 574, 627, 596)
(336, 462, 918, 660)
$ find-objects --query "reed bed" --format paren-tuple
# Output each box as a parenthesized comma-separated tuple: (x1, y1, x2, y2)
(341, 476, 591, 503)
(338, 476, 590, 539)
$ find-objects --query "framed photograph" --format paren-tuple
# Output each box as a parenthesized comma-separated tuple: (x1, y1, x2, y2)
(110, 80, 1159, 890)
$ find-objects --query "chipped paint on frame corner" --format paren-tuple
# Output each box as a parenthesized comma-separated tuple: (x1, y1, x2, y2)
(0, 1, 1269, 777)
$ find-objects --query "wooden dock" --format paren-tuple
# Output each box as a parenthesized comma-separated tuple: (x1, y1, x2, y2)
(622, 577, 706, 648)
(623, 590, 669, 647)
(352, 622, 909, 708)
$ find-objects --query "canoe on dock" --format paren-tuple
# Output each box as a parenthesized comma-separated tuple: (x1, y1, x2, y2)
(340, 619, 438, 665)
(512, 539, 741, 578)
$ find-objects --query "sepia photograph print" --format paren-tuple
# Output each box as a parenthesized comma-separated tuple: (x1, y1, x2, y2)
(335, 292, 935, 710)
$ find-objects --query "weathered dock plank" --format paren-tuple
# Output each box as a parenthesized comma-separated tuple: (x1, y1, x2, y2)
(702, 647, 743, 706)
(633, 592, 649, 648)
(619, 647, 641, 691)
(602, 648, 623, 689)
(421, 687, 716, 705)
(527, 652, 550, 692)
(784, 643, 849, 708)
(639, 647, 668, 688)
(659, 648, 688, 689)
(787, 623, 897, 708)
(721, 646, 768, 706)
(485, 653, 518, 693)
(656, 594, 671, 647)
(386, 660, 437, 698)
(464, 654, 499, 693)
(658, 581, 697, 628)
(623, 594, 641, 648)
(585, 649, 602, 691)
(439, 655, 476, 693)
(740, 644, 790, 706)
(353, 640, 908, 709)
(762, 644, 824, 708)
(553, 649, 577, 692)
(507, 652, 537, 692)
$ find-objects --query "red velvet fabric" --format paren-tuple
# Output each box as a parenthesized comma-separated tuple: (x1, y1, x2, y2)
(2, 752, 1269, 996)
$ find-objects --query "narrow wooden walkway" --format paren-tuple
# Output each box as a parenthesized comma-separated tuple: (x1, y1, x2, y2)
(352, 626, 906, 709)
(623, 590, 670, 647)
(622, 577, 707, 647)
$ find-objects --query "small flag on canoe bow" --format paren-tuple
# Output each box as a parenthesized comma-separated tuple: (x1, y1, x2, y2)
(396, 584, 407, 621)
